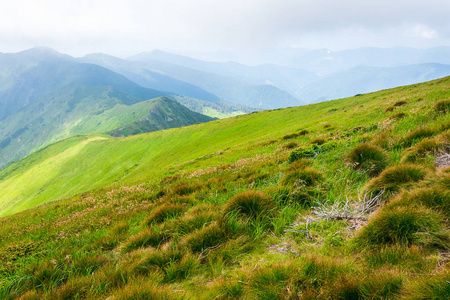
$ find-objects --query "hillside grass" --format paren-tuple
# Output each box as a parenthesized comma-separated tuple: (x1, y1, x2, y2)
(0, 77, 449, 299)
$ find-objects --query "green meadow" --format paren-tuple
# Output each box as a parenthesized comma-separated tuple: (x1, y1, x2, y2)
(0, 77, 449, 299)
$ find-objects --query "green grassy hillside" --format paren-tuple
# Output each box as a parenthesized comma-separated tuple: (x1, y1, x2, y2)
(107, 97, 214, 137)
(0, 77, 449, 299)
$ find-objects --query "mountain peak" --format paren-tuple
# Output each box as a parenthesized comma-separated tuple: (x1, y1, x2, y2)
(13, 47, 75, 63)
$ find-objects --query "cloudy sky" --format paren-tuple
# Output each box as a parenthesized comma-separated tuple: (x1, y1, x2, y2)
(0, 0, 449, 60)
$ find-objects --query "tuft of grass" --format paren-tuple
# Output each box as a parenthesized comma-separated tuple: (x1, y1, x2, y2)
(310, 137, 327, 145)
(261, 139, 277, 146)
(114, 280, 181, 300)
(434, 98, 450, 114)
(145, 203, 187, 225)
(282, 133, 299, 140)
(359, 271, 403, 299)
(287, 158, 313, 171)
(48, 276, 90, 300)
(347, 143, 389, 176)
(401, 138, 440, 162)
(387, 187, 450, 218)
(365, 164, 427, 194)
(206, 277, 244, 299)
(391, 112, 407, 120)
(164, 253, 199, 282)
(122, 228, 170, 253)
(182, 222, 233, 253)
(280, 167, 324, 187)
(405, 269, 450, 300)
(282, 141, 299, 149)
(372, 130, 396, 149)
(403, 127, 436, 146)
(111, 221, 129, 235)
(394, 100, 408, 106)
(298, 129, 310, 135)
(170, 211, 217, 236)
(17, 290, 42, 300)
(364, 245, 425, 270)
(356, 205, 447, 248)
(224, 191, 275, 220)
(131, 249, 184, 275)
(172, 181, 203, 196)
(385, 105, 395, 112)
(205, 236, 253, 264)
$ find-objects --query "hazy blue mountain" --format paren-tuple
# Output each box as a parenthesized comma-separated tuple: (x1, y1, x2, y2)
(270, 46, 450, 75)
(131, 50, 318, 88)
(80, 53, 221, 103)
(297, 63, 450, 103)
(130, 51, 305, 109)
(0, 48, 215, 169)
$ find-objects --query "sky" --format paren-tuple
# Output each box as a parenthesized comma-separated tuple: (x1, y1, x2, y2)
(0, 0, 449, 61)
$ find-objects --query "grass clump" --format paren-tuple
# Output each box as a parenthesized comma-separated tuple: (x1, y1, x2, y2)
(356, 205, 448, 248)
(405, 269, 450, 299)
(182, 222, 233, 253)
(207, 277, 244, 299)
(364, 245, 425, 270)
(249, 256, 361, 299)
(282, 133, 299, 140)
(145, 203, 187, 225)
(391, 112, 407, 120)
(310, 137, 327, 145)
(170, 211, 216, 236)
(359, 271, 403, 299)
(388, 187, 450, 218)
(281, 167, 324, 187)
(298, 129, 310, 135)
(365, 164, 427, 194)
(385, 105, 395, 112)
(402, 138, 440, 162)
(131, 249, 184, 275)
(172, 181, 203, 196)
(114, 280, 181, 300)
(434, 98, 450, 114)
(394, 100, 408, 106)
(282, 141, 298, 149)
(122, 228, 170, 253)
(347, 143, 389, 176)
(288, 144, 324, 162)
(164, 253, 199, 282)
(403, 127, 436, 146)
(224, 191, 275, 219)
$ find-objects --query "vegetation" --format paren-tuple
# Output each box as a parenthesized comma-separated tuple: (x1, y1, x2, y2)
(347, 143, 389, 176)
(0, 77, 450, 298)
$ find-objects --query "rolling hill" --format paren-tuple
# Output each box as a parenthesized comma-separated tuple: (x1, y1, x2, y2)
(0, 77, 449, 299)
(0, 48, 217, 169)
(107, 97, 214, 137)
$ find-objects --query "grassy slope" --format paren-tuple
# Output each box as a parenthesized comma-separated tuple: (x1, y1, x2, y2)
(1, 79, 448, 217)
(107, 97, 213, 137)
(0, 85, 388, 217)
(0, 77, 449, 299)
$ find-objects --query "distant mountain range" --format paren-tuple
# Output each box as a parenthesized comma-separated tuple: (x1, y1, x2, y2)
(125, 47, 450, 103)
(2, 46, 450, 168)
(0, 48, 217, 169)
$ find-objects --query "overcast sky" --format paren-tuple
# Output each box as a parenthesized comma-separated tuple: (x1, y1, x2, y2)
(0, 0, 449, 60)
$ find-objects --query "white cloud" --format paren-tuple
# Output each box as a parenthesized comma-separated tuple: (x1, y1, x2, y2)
(405, 24, 440, 39)
(0, 0, 449, 57)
